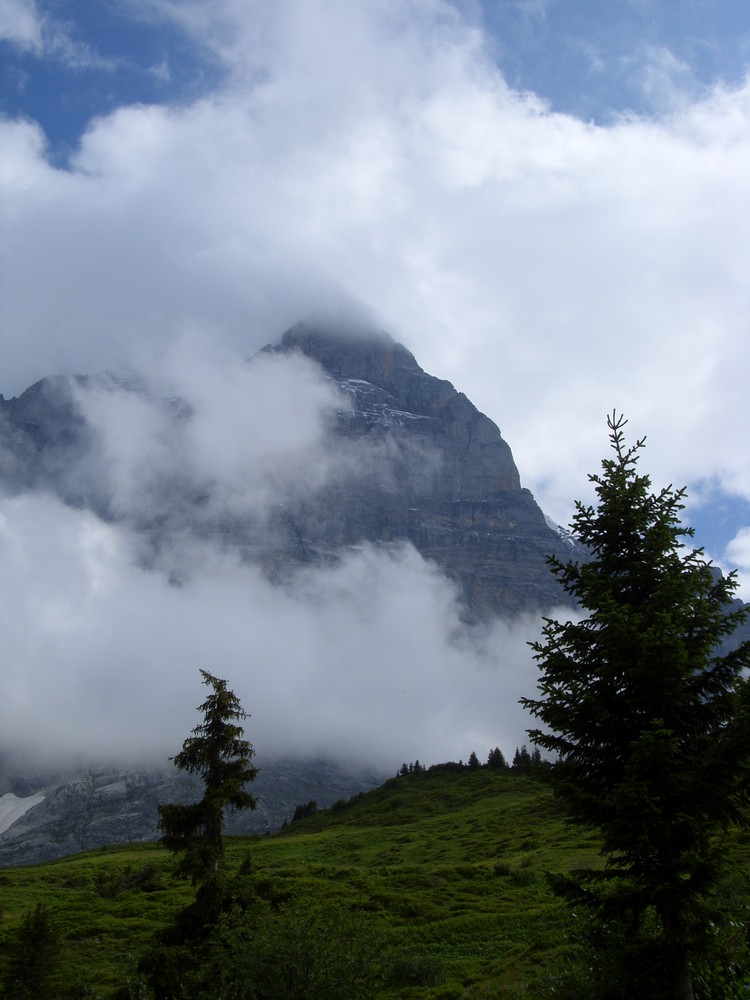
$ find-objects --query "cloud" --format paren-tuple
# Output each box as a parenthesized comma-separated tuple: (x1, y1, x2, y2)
(0, 2, 747, 540)
(0, 0, 42, 53)
(0, 339, 548, 773)
(726, 528, 750, 601)
(623, 44, 699, 112)
(68, 343, 348, 524)
(0, 0, 115, 68)
(0, 490, 545, 771)
(1, 0, 750, 770)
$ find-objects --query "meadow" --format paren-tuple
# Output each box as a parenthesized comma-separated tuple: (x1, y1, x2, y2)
(0, 768, 746, 998)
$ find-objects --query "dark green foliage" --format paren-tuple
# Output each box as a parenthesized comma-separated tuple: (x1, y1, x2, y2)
(383, 952, 445, 988)
(291, 800, 318, 822)
(487, 746, 508, 770)
(1, 902, 60, 1000)
(205, 900, 381, 999)
(95, 862, 161, 899)
(143, 672, 257, 997)
(522, 413, 750, 999)
(426, 760, 466, 772)
(511, 744, 535, 774)
(397, 760, 425, 776)
(158, 670, 257, 886)
(467, 750, 481, 770)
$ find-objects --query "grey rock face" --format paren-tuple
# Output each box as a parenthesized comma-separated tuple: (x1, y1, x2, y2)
(0, 760, 379, 867)
(261, 324, 573, 619)
(0, 323, 574, 619)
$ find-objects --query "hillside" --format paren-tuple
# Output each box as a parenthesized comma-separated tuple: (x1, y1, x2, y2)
(2, 767, 748, 998)
(0, 770, 597, 998)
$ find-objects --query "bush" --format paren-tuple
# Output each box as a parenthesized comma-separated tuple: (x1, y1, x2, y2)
(206, 899, 381, 999)
(384, 952, 445, 988)
(1, 902, 61, 1000)
(291, 800, 318, 822)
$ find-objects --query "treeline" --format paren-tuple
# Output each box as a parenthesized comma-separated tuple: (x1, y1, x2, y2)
(396, 744, 544, 777)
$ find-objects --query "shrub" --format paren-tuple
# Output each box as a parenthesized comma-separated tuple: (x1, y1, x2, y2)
(384, 952, 445, 988)
(1, 902, 61, 1000)
(207, 899, 381, 999)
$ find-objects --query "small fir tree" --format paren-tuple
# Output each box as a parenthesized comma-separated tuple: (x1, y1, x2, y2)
(521, 413, 750, 1000)
(142, 672, 258, 996)
(158, 671, 257, 887)
(511, 745, 533, 774)
(1, 902, 60, 1000)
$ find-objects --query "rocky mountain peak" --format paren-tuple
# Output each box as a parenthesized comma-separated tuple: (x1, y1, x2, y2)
(269, 323, 521, 499)
(277, 322, 421, 386)
(0, 322, 570, 618)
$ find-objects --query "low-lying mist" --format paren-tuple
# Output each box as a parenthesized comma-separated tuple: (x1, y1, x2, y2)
(0, 347, 556, 776)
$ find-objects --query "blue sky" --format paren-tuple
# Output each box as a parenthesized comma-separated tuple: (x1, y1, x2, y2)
(1, 0, 749, 763)
(480, 0, 750, 120)
(1, 1, 225, 158)
(5, 2, 750, 152)
(4, 2, 750, 143)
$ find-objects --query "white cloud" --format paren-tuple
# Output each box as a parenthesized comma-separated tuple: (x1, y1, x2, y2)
(726, 528, 750, 601)
(622, 44, 699, 112)
(0, 0, 42, 53)
(1, 0, 749, 768)
(0, 0, 115, 67)
(0, 492, 543, 770)
(70, 345, 348, 522)
(1, 2, 747, 536)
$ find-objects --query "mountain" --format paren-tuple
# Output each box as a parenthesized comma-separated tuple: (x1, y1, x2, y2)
(2, 323, 748, 867)
(0, 322, 575, 623)
(1, 322, 580, 863)
(0, 759, 380, 868)
(261, 323, 578, 619)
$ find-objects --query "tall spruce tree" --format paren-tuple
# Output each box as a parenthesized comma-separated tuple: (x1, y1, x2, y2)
(158, 670, 257, 888)
(521, 413, 750, 1000)
(142, 673, 258, 998)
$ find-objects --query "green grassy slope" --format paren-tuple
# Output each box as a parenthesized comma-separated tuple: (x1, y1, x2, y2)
(0, 768, 746, 998)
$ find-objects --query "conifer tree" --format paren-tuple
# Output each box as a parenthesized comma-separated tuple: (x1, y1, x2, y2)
(487, 746, 507, 770)
(158, 670, 257, 887)
(1, 902, 60, 1000)
(522, 413, 750, 1000)
(511, 745, 533, 774)
(143, 673, 258, 996)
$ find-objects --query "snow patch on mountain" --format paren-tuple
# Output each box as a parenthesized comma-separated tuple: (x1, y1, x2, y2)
(0, 791, 45, 835)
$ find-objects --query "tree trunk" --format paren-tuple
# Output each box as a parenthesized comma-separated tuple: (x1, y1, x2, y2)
(661, 909, 695, 1000)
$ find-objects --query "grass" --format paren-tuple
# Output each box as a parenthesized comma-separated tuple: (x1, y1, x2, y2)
(0, 768, 746, 998)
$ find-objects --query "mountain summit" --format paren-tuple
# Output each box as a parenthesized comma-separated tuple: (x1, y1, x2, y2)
(260, 322, 571, 619)
(0, 322, 572, 621)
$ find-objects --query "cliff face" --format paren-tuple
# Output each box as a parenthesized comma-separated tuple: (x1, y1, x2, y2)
(0, 323, 573, 620)
(261, 324, 572, 619)
(273, 325, 521, 498)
